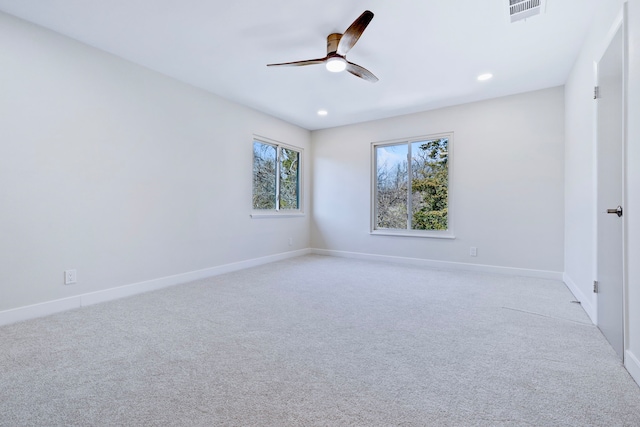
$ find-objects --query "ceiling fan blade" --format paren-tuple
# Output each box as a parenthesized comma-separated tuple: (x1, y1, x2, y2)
(336, 10, 374, 56)
(267, 57, 327, 67)
(345, 61, 378, 83)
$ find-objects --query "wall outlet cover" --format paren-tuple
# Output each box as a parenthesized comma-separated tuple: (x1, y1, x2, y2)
(64, 269, 77, 285)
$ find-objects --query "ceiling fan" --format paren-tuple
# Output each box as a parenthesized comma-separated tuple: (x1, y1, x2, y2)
(267, 10, 378, 83)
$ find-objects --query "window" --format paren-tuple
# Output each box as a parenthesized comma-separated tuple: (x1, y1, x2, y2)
(372, 134, 452, 237)
(252, 138, 302, 213)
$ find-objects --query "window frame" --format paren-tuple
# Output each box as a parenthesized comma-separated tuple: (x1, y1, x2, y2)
(370, 132, 454, 239)
(251, 136, 304, 219)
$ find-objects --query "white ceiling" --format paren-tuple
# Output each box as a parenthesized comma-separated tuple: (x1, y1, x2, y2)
(0, 0, 596, 130)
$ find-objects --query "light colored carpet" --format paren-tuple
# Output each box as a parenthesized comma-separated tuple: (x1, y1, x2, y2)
(1, 254, 639, 426)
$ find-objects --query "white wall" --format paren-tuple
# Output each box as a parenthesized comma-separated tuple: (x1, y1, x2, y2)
(311, 87, 565, 276)
(0, 12, 310, 315)
(625, 0, 640, 384)
(564, 0, 640, 385)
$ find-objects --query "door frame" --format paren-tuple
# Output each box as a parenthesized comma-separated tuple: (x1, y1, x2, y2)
(593, 4, 628, 361)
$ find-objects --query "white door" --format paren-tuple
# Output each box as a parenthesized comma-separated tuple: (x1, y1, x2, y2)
(596, 24, 625, 360)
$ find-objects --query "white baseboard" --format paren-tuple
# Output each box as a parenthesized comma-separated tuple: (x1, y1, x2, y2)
(311, 248, 563, 280)
(0, 297, 82, 328)
(625, 350, 640, 388)
(562, 272, 597, 324)
(0, 249, 311, 327)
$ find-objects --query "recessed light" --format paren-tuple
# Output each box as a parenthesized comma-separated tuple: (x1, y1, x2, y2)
(477, 73, 493, 81)
(317, 110, 328, 116)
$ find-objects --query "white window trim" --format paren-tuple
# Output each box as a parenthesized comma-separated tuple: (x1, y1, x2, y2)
(370, 132, 454, 238)
(250, 213, 305, 219)
(251, 135, 305, 218)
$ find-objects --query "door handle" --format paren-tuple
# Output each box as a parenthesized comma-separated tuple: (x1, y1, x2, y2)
(607, 206, 623, 217)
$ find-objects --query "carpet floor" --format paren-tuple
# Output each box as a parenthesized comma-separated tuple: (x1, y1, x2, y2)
(1, 255, 639, 426)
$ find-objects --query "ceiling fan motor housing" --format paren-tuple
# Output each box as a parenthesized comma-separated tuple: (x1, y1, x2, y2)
(326, 33, 342, 54)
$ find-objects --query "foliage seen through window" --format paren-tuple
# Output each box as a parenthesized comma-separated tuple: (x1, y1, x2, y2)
(375, 137, 449, 232)
(253, 140, 300, 211)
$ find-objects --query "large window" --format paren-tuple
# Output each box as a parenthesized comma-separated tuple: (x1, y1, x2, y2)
(253, 138, 301, 212)
(372, 134, 452, 237)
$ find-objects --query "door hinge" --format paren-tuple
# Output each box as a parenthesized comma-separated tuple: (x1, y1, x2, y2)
(593, 280, 599, 293)
(594, 86, 600, 99)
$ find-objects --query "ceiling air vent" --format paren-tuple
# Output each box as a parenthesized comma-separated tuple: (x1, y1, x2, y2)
(509, 0, 545, 23)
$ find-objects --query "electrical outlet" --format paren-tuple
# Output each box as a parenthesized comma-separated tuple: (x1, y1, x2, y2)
(288, 237, 293, 246)
(469, 247, 478, 257)
(64, 269, 77, 285)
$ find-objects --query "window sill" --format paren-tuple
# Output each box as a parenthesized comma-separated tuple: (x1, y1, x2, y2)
(370, 230, 455, 239)
(250, 212, 305, 219)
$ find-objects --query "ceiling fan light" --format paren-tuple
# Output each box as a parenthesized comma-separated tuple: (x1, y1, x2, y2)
(326, 57, 347, 73)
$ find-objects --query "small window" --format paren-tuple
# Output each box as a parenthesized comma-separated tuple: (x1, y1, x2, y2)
(252, 138, 302, 212)
(372, 134, 453, 238)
